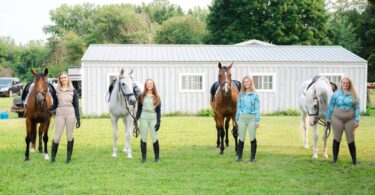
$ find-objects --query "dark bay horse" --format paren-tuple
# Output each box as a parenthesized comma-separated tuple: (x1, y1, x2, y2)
(24, 68, 53, 161)
(210, 62, 239, 154)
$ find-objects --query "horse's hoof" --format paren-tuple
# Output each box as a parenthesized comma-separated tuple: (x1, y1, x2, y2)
(219, 151, 224, 155)
(25, 157, 30, 161)
(304, 144, 309, 149)
(44, 153, 49, 160)
(38, 148, 43, 153)
(312, 155, 318, 159)
(127, 154, 133, 159)
(122, 149, 128, 153)
(112, 153, 117, 158)
(324, 154, 329, 159)
(30, 148, 35, 153)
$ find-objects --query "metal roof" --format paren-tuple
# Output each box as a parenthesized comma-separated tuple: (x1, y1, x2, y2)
(81, 44, 367, 63)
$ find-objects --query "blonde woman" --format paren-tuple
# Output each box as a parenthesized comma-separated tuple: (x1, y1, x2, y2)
(235, 76, 260, 162)
(326, 77, 360, 165)
(135, 79, 161, 164)
(50, 72, 80, 164)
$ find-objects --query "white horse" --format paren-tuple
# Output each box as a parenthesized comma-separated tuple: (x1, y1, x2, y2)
(298, 76, 333, 159)
(109, 69, 143, 158)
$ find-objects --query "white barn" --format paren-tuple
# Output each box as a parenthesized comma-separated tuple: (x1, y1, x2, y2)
(81, 44, 367, 116)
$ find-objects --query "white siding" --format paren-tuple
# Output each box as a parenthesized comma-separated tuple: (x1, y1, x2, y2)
(82, 61, 367, 116)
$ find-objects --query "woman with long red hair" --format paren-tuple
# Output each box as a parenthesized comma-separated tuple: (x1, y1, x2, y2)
(135, 79, 161, 164)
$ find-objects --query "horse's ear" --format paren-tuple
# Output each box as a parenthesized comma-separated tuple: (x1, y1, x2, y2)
(31, 68, 37, 76)
(44, 68, 48, 76)
(120, 69, 124, 75)
(218, 62, 222, 69)
(228, 62, 233, 69)
(129, 69, 134, 75)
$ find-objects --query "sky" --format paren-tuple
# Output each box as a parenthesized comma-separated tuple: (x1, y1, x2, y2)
(0, 0, 212, 45)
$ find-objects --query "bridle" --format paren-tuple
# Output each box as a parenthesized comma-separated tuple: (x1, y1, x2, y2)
(307, 96, 331, 137)
(307, 96, 320, 117)
(219, 68, 232, 92)
(118, 75, 140, 138)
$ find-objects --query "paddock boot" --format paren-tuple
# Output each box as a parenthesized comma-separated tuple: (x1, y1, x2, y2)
(250, 139, 257, 163)
(140, 140, 147, 164)
(348, 141, 357, 165)
(153, 140, 160, 163)
(237, 140, 244, 162)
(332, 139, 340, 164)
(51, 140, 59, 163)
(66, 139, 74, 164)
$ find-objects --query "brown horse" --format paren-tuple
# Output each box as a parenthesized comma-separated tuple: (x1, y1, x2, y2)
(24, 68, 53, 161)
(210, 62, 239, 155)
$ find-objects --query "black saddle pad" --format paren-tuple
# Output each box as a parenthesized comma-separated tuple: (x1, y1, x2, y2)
(21, 81, 57, 103)
(210, 80, 241, 100)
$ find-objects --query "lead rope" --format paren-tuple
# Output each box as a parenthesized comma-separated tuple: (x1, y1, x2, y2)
(124, 97, 140, 138)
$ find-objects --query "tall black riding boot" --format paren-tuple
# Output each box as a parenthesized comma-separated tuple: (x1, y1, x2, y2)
(237, 140, 244, 162)
(250, 139, 257, 163)
(348, 141, 357, 165)
(66, 139, 74, 164)
(140, 140, 147, 164)
(51, 140, 59, 163)
(153, 140, 160, 163)
(332, 139, 340, 164)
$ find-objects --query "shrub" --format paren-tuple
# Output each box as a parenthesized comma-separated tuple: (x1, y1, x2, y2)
(198, 108, 214, 117)
(265, 109, 300, 116)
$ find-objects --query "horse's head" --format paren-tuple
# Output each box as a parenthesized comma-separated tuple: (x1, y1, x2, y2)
(118, 69, 136, 105)
(304, 77, 332, 126)
(218, 62, 233, 96)
(31, 68, 49, 108)
(305, 88, 320, 125)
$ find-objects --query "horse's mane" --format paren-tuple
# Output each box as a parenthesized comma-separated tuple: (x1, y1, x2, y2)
(306, 77, 330, 97)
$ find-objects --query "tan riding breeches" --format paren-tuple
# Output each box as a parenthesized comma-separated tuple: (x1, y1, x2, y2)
(331, 107, 355, 143)
(54, 107, 76, 143)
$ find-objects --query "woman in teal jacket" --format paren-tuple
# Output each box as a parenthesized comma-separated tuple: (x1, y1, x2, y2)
(326, 77, 360, 165)
(235, 76, 260, 162)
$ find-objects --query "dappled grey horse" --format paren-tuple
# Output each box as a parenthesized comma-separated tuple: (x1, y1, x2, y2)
(109, 69, 143, 158)
(298, 76, 333, 159)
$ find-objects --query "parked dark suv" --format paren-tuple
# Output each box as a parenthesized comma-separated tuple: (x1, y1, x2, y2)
(0, 77, 23, 97)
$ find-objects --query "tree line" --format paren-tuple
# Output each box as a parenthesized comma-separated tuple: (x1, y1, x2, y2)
(0, 0, 374, 81)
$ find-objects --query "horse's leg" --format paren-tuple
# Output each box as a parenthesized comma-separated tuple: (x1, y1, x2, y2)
(232, 116, 239, 155)
(301, 112, 309, 149)
(38, 124, 43, 153)
(40, 120, 50, 160)
(123, 116, 133, 159)
(25, 119, 33, 161)
(111, 115, 119, 158)
(30, 124, 37, 153)
(312, 124, 319, 158)
(216, 115, 225, 154)
(225, 117, 230, 147)
(213, 114, 220, 148)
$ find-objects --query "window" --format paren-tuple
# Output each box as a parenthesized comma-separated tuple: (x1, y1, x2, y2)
(251, 74, 275, 92)
(319, 74, 343, 86)
(179, 73, 204, 92)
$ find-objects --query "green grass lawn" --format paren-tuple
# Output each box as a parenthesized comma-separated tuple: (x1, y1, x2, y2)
(0, 116, 374, 194)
